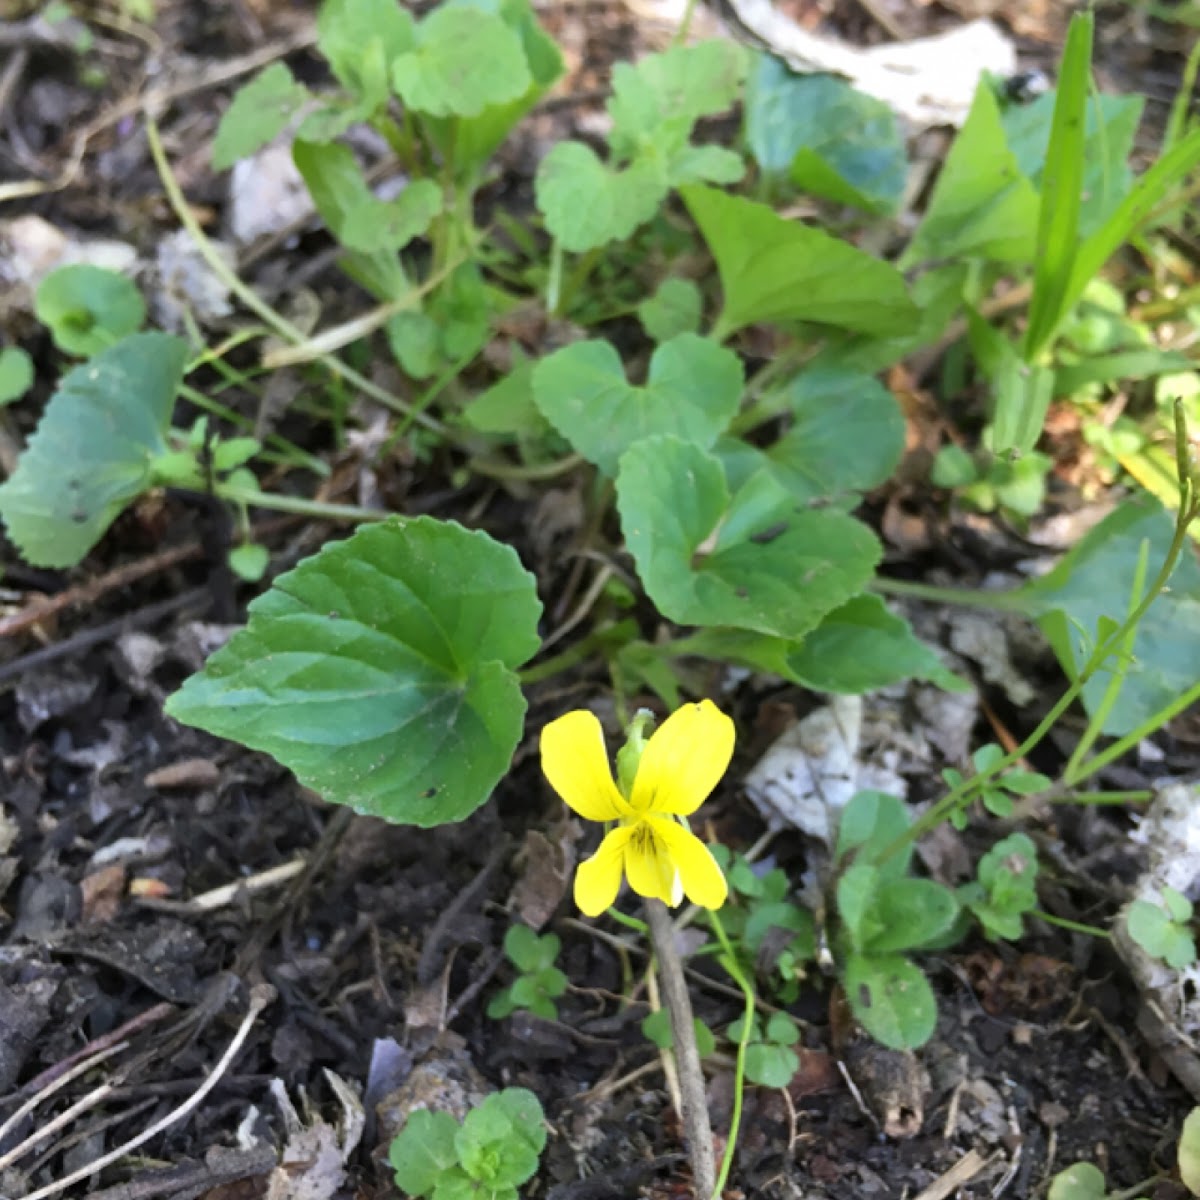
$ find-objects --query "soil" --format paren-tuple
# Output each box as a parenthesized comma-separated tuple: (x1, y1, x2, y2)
(1, 2, 1198, 1199)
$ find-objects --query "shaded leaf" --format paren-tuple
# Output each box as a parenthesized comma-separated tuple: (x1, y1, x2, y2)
(212, 63, 311, 169)
(165, 519, 543, 826)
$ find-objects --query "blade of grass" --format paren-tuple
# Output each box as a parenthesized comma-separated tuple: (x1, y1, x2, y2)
(1022, 12, 1093, 365)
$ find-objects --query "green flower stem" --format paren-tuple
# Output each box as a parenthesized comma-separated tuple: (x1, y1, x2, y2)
(144, 114, 451, 440)
(674, 0, 699, 45)
(1031, 910, 1110, 939)
(878, 493, 1198, 863)
(645, 898, 716, 1200)
(707, 910, 754, 1200)
(217, 483, 389, 524)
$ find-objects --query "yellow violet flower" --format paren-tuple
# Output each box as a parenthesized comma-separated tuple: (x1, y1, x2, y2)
(540, 701, 733, 917)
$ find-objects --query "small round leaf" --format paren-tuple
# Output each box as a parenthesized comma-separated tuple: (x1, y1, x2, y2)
(35, 264, 145, 355)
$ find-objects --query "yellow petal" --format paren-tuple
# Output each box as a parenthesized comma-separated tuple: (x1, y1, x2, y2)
(630, 700, 734, 816)
(575, 827, 633, 916)
(541, 710, 629, 822)
(650, 818, 728, 909)
(623, 820, 678, 905)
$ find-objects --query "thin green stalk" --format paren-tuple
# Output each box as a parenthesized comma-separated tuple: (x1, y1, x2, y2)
(879, 493, 1198, 863)
(606, 908, 650, 937)
(1067, 675, 1200, 785)
(871, 576, 1028, 612)
(555, 246, 603, 316)
(1061, 536, 1149, 780)
(673, 0, 699, 45)
(707, 910, 753, 1200)
(1052, 790, 1152, 805)
(1031, 910, 1110, 939)
(144, 113, 450, 440)
(470, 453, 584, 483)
(518, 625, 619, 685)
(218, 484, 389, 523)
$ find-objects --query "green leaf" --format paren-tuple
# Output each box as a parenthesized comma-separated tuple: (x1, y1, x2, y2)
(533, 335, 741, 475)
(457, 1089, 545, 1187)
(35, 265, 145, 356)
(293, 140, 440, 253)
(504, 925, 557, 972)
(843, 953, 937, 1050)
(835, 791, 912, 878)
(744, 901, 815, 960)
(617, 436, 880, 639)
(0, 332, 187, 568)
(785, 595, 964, 694)
(1163, 886, 1193, 923)
(837, 864, 884, 948)
(422, 0, 563, 183)
(1023, 14, 1093, 362)
(744, 1042, 799, 1087)
(1015, 497, 1200, 735)
(1126, 899, 1197, 969)
(228, 543, 269, 583)
(317, 0, 415, 101)
(638, 278, 702, 342)
(737, 366, 905, 502)
(212, 63, 311, 170)
(968, 310, 1055, 457)
(931, 444, 979, 488)
(608, 40, 745, 161)
(459, 359, 548, 438)
(535, 141, 666, 253)
(0, 346, 34, 406)
(903, 83, 1039, 266)
(863, 879, 959, 953)
(682, 185, 919, 339)
(390, 1108, 460, 1196)
(432, 1170, 481, 1200)
(744, 55, 905, 214)
(1047, 1162, 1109, 1200)
(1065, 125, 1200, 332)
(393, 6, 530, 118)
(765, 1011, 800, 1046)
(1002, 91, 1141, 240)
(1180, 1106, 1200, 1196)
(642, 1010, 714, 1055)
(165, 518, 543, 825)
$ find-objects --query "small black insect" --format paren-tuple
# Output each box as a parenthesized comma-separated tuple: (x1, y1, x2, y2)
(1002, 70, 1051, 105)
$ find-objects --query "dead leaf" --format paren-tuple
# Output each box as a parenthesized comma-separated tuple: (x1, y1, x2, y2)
(80, 863, 126, 924)
(145, 758, 221, 790)
(508, 822, 577, 930)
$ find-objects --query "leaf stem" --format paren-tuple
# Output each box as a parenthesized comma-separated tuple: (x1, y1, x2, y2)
(144, 112, 450, 439)
(217, 484, 390, 524)
(1031, 910, 1110, 939)
(871, 576, 1028, 611)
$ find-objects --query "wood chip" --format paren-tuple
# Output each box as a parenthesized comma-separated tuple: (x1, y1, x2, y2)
(144, 758, 220, 790)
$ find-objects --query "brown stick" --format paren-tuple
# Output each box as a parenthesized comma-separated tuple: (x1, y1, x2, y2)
(645, 899, 715, 1200)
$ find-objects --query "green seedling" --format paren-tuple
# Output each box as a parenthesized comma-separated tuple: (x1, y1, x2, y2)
(1126, 888, 1197, 970)
(726, 1011, 801, 1088)
(940, 743, 1051, 825)
(35, 264, 145, 356)
(959, 833, 1040, 941)
(641, 1008, 716, 1057)
(931, 440, 1053, 519)
(389, 1088, 546, 1200)
(832, 792, 960, 1050)
(487, 925, 568, 1020)
(711, 848, 816, 1004)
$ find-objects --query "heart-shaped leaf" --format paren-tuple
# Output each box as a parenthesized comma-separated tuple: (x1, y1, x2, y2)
(35, 265, 145, 356)
(682, 185, 919, 339)
(617, 436, 880, 639)
(844, 952, 937, 1049)
(393, 6, 530, 118)
(165, 518, 543, 826)
(535, 141, 667, 253)
(0, 332, 188, 567)
(533, 335, 742, 475)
